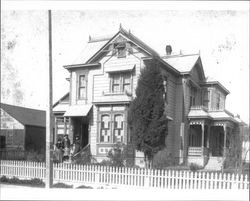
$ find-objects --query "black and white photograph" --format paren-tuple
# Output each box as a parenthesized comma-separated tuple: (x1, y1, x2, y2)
(0, 1, 249, 200)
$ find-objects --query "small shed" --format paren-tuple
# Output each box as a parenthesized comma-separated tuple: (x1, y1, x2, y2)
(0, 103, 46, 153)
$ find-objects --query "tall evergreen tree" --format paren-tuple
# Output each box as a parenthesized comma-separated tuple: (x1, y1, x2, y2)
(128, 59, 168, 168)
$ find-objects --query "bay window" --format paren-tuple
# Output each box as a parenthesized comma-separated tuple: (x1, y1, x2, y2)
(99, 112, 125, 143)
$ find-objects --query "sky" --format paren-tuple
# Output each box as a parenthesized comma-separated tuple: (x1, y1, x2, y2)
(1, 2, 249, 123)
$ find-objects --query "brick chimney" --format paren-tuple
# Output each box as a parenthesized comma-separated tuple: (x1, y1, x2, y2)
(166, 45, 172, 55)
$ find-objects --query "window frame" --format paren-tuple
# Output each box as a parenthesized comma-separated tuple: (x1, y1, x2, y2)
(216, 92, 220, 110)
(78, 74, 87, 100)
(113, 113, 124, 143)
(99, 114, 111, 143)
(110, 73, 132, 94)
(98, 111, 126, 144)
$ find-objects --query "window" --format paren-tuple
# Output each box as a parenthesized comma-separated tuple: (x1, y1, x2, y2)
(100, 115, 111, 143)
(113, 114, 124, 143)
(123, 74, 131, 92)
(115, 42, 126, 58)
(163, 77, 168, 103)
(190, 87, 196, 107)
(111, 73, 131, 94)
(56, 117, 69, 137)
(78, 75, 87, 99)
(99, 112, 125, 143)
(112, 74, 121, 93)
(0, 136, 6, 149)
(216, 92, 220, 109)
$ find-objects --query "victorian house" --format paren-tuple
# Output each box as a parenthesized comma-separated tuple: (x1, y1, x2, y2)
(53, 27, 244, 170)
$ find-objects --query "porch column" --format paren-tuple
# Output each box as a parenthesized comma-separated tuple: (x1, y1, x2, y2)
(69, 117, 73, 143)
(207, 125, 210, 149)
(223, 124, 227, 159)
(201, 123, 205, 155)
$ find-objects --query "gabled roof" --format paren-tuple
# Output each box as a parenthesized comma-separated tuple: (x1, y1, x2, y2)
(72, 40, 110, 65)
(0, 103, 46, 127)
(53, 92, 69, 107)
(65, 26, 160, 68)
(162, 54, 200, 73)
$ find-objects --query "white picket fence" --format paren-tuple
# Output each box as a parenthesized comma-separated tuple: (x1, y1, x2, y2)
(0, 160, 249, 189)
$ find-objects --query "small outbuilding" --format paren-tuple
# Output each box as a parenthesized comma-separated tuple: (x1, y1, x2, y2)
(0, 103, 46, 153)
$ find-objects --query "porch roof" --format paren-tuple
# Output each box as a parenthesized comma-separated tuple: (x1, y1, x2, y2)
(188, 107, 238, 123)
(53, 104, 69, 113)
(209, 110, 237, 122)
(64, 104, 92, 117)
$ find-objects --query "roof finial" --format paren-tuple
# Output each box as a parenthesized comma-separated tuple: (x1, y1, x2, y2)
(89, 35, 91, 42)
(119, 23, 122, 30)
(198, 49, 200, 55)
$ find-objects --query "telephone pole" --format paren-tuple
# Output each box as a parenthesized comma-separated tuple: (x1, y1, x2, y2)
(45, 10, 53, 188)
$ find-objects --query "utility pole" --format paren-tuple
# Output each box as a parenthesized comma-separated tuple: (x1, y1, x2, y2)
(45, 10, 53, 188)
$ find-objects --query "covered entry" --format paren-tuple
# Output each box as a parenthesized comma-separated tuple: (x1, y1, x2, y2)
(209, 126, 224, 156)
(63, 104, 92, 148)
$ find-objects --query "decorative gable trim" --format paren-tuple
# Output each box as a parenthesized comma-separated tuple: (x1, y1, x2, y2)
(86, 28, 159, 64)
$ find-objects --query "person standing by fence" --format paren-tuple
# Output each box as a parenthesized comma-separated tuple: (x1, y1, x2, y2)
(62, 135, 70, 162)
(54, 137, 64, 163)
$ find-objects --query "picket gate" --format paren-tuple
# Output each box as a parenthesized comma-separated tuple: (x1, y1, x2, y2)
(0, 160, 249, 189)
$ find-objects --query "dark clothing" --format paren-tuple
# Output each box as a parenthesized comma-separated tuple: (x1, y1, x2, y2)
(62, 138, 70, 149)
(72, 140, 80, 156)
(56, 141, 63, 149)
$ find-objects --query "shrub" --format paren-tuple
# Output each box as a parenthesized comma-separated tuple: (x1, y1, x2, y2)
(0, 176, 45, 187)
(26, 150, 45, 162)
(106, 142, 131, 167)
(152, 149, 175, 169)
(0, 175, 8, 182)
(52, 182, 73, 188)
(76, 185, 93, 189)
(189, 163, 203, 172)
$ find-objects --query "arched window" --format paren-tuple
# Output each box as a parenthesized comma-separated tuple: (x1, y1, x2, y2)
(100, 114, 111, 143)
(113, 114, 124, 143)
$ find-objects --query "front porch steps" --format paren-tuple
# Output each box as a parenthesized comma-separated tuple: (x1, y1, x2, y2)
(204, 157, 223, 171)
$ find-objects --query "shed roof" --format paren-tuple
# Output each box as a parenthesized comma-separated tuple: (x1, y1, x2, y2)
(0, 103, 46, 127)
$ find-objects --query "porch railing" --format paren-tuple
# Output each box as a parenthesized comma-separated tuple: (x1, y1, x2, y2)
(188, 147, 202, 156)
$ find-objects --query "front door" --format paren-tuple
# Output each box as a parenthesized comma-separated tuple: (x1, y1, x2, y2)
(72, 117, 89, 149)
(210, 127, 224, 156)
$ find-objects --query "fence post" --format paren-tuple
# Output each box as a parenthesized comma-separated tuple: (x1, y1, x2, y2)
(144, 169, 150, 188)
(95, 165, 100, 184)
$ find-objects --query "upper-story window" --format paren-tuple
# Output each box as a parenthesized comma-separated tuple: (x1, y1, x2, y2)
(216, 92, 220, 109)
(78, 75, 87, 99)
(203, 90, 210, 108)
(163, 76, 168, 104)
(190, 87, 196, 107)
(114, 42, 126, 58)
(111, 73, 131, 94)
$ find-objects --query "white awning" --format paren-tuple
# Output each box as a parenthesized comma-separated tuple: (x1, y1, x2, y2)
(105, 64, 135, 73)
(64, 104, 92, 117)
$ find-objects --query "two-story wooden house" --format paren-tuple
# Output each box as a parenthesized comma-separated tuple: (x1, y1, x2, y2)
(53, 27, 243, 169)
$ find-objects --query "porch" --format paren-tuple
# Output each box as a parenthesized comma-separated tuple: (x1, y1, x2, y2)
(54, 105, 92, 150)
(187, 120, 233, 168)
